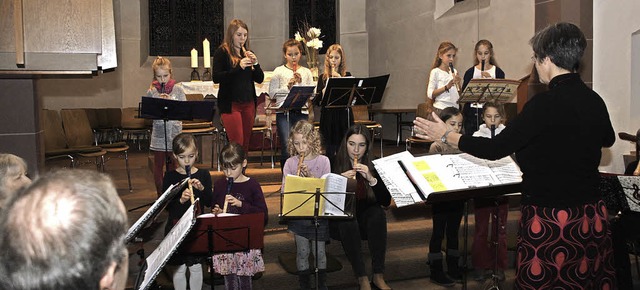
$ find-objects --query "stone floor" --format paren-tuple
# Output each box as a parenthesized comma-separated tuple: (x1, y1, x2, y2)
(48, 139, 640, 290)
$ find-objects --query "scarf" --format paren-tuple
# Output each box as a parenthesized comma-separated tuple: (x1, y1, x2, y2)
(152, 79, 176, 94)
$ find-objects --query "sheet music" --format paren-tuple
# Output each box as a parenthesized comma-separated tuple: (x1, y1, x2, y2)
(372, 151, 423, 207)
(618, 175, 640, 212)
(125, 178, 188, 244)
(138, 200, 198, 290)
(321, 173, 348, 216)
(406, 154, 467, 195)
(374, 151, 522, 207)
(198, 213, 239, 218)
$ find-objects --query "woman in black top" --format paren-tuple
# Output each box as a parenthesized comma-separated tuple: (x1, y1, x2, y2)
(213, 18, 264, 153)
(415, 22, 616, 289)
(315, 44, 353, 160)
(331, 124, 392, 290)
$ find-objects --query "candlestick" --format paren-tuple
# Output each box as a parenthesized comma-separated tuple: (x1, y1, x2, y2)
(203, 38, 211, 68)
(202, 68, 211, 81)
(190, 68, 201, 81)
(190, 48, 198, 68)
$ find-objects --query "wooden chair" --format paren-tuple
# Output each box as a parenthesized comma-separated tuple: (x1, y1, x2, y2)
(405, 103, 432, 152)
(60, 109, 131, 190)
(352, 105, 383, 158)
(42, 109, 106, 170)
(120, 107, 150, 150)
(252, 92, 275, 168)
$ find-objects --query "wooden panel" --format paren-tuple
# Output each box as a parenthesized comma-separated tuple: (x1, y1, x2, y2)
(98, 0, 116, 69)
(0, 0, 16, 52)
(22, 0, 101, 53)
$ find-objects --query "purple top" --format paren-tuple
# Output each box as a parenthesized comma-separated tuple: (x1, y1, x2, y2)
(213, 177, 268, 224)
(281, 154, 331, 187)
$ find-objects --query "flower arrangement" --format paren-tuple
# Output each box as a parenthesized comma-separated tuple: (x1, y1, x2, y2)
(294, 24, 323, 80)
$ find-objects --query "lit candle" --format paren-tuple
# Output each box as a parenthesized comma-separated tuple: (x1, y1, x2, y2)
(203, 38, 211, 68)
(191, 48, 198, 68)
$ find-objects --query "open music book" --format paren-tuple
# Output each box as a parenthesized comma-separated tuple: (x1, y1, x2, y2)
(281, 173, 348, 217)
(138, 199, 198, 290)
(373, 151, 522, 207)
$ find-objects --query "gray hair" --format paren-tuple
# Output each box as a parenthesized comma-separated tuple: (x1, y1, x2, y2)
(0, 169, 128, 290)
(530, 22, 586, 72)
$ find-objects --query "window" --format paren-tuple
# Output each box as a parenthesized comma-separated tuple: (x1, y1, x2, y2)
(149, 0, 224, 56)
(289, 0, 337, 55)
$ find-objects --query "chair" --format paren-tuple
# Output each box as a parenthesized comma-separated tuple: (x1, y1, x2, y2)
(352, 105, 383, 158)
(251, 92, 275, 168)
(42, 109, 106, 170)
(60, 109, 131, 191)
(405, 103, 432, 152)
(85, 108, 123, 144)
(120, 107, 150, 150)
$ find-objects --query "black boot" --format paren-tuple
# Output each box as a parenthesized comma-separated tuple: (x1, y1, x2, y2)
(298, 270, 311, 290)
(446, 253, 462, 283)
(428, 253, 455, 287)
(317, 270, 328, 290)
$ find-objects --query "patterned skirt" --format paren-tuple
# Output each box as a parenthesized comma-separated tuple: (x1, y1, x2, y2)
(515, 200, 616, 289)
(212, 249, 265, 276)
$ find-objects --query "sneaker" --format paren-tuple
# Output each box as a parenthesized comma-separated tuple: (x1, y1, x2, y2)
(495, 270, 505, 282)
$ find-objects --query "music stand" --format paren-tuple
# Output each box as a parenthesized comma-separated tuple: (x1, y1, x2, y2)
(126, 178, 190, 244)
(280, 189, 355, 290)
(179, 212, 265, 287)
(458, 78, 521, 105)
(319, 75, 390, 126)
(268, 86, 315, 128)
(139, 97, 216, 168)
(135, 199, 200, 290)
(427, 183, 521, 290)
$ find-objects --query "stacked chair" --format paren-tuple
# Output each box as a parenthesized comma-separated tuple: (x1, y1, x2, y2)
(42, 109, 107, 170)
(60, 109, 132, 191)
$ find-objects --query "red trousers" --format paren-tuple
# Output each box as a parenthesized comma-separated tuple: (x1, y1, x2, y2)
(221, 101, 255, 152)
(153, 150, 177, 197)
(471, 197, 509, 270)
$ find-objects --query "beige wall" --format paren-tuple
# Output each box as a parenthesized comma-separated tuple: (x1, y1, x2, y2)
(594, 0, 640, 172)
(367, 0, 534, 109)
(38, 0, 533, 111)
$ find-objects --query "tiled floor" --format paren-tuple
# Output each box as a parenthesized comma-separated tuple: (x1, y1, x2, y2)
(58, 141, 640, 290)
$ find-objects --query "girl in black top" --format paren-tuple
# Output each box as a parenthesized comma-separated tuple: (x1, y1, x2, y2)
(162, 133, 213, 290)
(460, 40, 505, 135)
(315, 44, 353, 160)
(213, 18, 264, 153)
(331, 124, 392, 290)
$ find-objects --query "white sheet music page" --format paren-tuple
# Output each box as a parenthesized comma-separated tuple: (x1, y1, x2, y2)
(138, 200, 198, 290)
(321, 173, 348, 216)
(373, 151, 422, 207)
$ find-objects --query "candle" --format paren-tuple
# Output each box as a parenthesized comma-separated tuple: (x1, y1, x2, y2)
(203, 38, 211, 68)
(190, 48, 198, 68)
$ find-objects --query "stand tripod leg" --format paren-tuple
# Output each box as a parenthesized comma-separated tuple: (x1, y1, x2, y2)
(484, 198, 502, 290)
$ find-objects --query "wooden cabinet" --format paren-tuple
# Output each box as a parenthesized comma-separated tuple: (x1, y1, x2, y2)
(0, 0, 116, 73)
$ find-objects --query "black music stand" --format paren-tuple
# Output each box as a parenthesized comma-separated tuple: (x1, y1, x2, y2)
(319, 75, 390, 126)
(135, 199, 199, 290)
(139, 97, 216, 168)
(179, 212, 265, 287)
(427, 183, 521, 290)
(280, 189, 355, 290)
(268, 85, 315, 128)
(126, 178, 190, 244)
